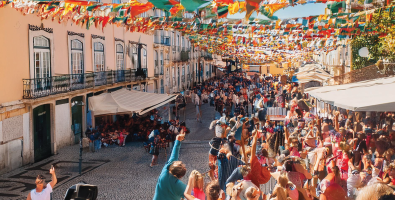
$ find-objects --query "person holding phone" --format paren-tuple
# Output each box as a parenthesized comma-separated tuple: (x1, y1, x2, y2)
(26, 166, 57, 200)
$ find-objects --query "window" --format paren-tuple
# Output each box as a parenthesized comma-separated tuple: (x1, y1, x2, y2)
(172, 32, 175, 46)
(142, 48, 147, 69)
(71, 39, 83, 74)
(160, 51, 163, 74)
(130, 44, 138, 69)
(116, 44, 124, 70)
(94, 42, 105, 71)
(33, 36, 51, 79)
(177, 35, 180, 46)
(155, 50, 158, 67)
(112, 0, 120, 3)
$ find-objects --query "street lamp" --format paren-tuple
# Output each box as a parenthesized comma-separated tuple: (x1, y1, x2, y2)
(71, 101, 85, 175)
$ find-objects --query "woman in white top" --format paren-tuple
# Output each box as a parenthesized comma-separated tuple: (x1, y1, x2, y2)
(27, 166, 57, 200)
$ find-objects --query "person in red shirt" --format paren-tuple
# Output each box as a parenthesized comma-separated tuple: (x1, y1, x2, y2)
(244, 130, 271, 187)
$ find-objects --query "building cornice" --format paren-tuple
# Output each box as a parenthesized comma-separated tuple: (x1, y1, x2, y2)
(68, 31, 84, 38)
(29, 24, 53, 33)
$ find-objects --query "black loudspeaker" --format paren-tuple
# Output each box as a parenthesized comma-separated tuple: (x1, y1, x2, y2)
(64, 183, 98, 200)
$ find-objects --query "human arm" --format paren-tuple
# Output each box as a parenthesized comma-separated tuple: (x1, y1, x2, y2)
(26, 193, 31, 200)
(226, 167, 244, 185)
(49, 166, 57, 188)
(184, 170, 197, 200)
(250, 130, 259, 163)
(334, 111, 340, 132)
(166, 133, 185, 165)
(284, 126, 290, 144)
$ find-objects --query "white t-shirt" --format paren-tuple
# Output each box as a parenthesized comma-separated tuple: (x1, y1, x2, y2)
(30, 183, 52, 200)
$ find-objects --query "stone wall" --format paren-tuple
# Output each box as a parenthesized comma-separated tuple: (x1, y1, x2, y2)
(0, 112, 30, 173)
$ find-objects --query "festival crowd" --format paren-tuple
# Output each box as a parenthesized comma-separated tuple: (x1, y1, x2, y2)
(154, 72, 395, 200)
(86, 108, 190, 168)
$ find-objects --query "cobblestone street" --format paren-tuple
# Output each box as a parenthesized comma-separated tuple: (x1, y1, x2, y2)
(0, 103, 216, 200)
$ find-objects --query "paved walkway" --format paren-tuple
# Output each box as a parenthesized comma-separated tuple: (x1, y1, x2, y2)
(0, 103, 216, 200)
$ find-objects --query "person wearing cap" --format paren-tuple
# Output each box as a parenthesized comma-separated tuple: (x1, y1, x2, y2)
(26, 166, 57, 200)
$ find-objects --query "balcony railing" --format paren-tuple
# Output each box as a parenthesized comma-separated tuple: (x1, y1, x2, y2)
(172, 46, 176, 51)
(160, 86, 164, 94)
(181, 75, 185, 82)
(22, 69, 145, 99)
(177, 46, 180, 52)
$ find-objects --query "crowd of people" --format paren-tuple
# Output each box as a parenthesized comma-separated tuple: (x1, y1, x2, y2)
(86, 109, 189, 168)
(154, 72, 395, 200)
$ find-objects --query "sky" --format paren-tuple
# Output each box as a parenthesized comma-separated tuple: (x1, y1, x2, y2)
(227, 3, 327, 20)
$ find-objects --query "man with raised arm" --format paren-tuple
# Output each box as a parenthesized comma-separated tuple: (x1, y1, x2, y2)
(153, 130, 187, 200)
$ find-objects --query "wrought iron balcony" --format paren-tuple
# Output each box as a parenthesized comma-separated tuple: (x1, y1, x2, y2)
(181, 75, 185, 82)
(172, 46, 176, 51)
(22, 69, 145, 99)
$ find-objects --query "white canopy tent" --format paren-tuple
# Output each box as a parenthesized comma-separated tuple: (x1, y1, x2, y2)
(305, 76, 395, 111)
(295, 64, 332, 84)
(89, 88, 177, 116)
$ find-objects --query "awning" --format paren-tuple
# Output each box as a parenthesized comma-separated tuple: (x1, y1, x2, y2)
(294, 64, 331, 83)
(89, 88, 177, 116)
(306, 76, 395, 111)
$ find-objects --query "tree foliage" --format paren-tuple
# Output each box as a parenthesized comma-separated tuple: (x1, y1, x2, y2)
(351, 7, 395, 69)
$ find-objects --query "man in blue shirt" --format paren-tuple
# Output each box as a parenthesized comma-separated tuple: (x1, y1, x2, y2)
(153, 132, 186, 200)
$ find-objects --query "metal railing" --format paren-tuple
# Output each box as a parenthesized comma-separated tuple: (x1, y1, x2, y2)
(22, 69, 144, 99)
(181, 75, 185, 82)
(172, 46, 176, 51)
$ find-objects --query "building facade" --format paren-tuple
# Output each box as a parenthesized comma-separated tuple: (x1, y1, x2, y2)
(0, 6, 216, 173)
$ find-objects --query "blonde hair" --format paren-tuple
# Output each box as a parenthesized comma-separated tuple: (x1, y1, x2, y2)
(240, 165, 251, 177)
(194, 171, 204, 190)
(384, 148, 395, 158)
(356, 183, 394, 200)
(245, 187, 259, 199)
(278, 173, 289, 188)
(274, 186, 291, 200)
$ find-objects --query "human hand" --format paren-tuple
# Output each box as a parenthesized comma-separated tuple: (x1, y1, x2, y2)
(189, 170, 198, 181)
(49, 166, 55, 175)
(176, 134, 185, 141)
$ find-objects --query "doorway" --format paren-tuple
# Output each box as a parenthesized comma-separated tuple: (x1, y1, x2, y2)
(33, 104, 52, 162)
(71, 96, 83, 144)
